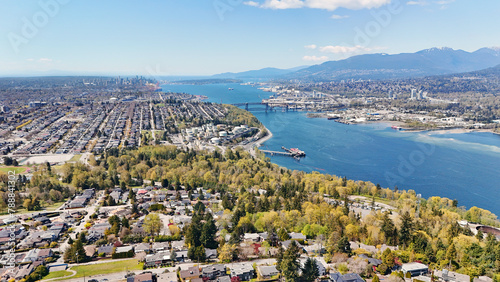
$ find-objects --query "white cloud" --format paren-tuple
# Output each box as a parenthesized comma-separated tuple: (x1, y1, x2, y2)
(26, 58, 35, 62)
(435, 0, 455, 4)
(38, 58, 52, 63)
(406, 0, 428, 5)
(261, 0, 304, 9)
(243, 1, 260, 7)
(304, 44, 317, 49)
(303, 55, 329, 61)
(250, 0, 391, 10)
(330, 14, 349, 19)
(319, 45, 373, 54)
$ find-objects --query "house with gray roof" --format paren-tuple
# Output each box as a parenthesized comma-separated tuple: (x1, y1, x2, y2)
(330, 273, 365, 282)
(201, 264, 226, 280)
(257, 265, 279, 279)
(228, 262, 254, 281)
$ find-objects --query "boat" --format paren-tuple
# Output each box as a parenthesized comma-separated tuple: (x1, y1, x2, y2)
(391, 125, 402, 130)
(228, 88, 234, 91)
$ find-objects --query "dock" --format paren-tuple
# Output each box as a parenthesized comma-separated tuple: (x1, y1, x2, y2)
(259, 150, 293, 156)
(260, 146, 306, 158)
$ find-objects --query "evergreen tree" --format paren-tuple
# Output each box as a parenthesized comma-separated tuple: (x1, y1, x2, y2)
(337, 236, 351, 255)
(278, 228, 290, 241)
(281, 241, 301, 282)
(381, 213, 397, 246)
(276, 247, 285, 272)
(301, 257, 319, 282)
(446, 243, 457, 267)
(201, 214, 218, 249)
(64, 239, 87, 263)
(188, 245, 206, 262)
(399, 211, 413, 248)
(122, 217, 130, 229)
(170, 249, 177, 263)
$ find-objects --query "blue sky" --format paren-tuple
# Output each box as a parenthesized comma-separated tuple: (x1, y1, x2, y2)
(0, 0, 499, 76)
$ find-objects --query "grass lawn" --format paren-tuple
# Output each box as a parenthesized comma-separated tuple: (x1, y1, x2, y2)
(0, 207, 33, 216)
(68, 259, 143, 279)
(43, 270, 74, 280)
(44, 201, 66, 211)
(69, 154, 82, 162)
(0, 166, 28, 174)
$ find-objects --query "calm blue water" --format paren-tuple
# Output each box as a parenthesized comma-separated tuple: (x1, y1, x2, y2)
(164, 83, 500, 215)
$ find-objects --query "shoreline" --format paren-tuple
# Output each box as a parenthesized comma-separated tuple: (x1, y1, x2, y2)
(336, 119, 500, 135)
(254, 125, 273, 147)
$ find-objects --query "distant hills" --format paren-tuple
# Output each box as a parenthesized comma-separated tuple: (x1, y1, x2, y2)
(287, 47, 500, 81)
(212, 66, 309, 79)
(212, 47, 500, 82)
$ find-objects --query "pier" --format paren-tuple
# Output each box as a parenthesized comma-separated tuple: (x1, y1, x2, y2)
(259, 146, 306, 158)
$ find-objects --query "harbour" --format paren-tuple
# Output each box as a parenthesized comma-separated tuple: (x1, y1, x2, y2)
(163, 82, 500, 216)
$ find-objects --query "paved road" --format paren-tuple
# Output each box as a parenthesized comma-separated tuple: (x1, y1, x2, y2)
(157, 213, 173, 236)
(55, 192, 105, 264)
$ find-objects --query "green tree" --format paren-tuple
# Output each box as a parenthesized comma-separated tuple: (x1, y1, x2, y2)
(122, 217, 130, 229)
(201, 214, 218, 249)
(446, 242, 457, 267)
(382, 248, 395, 269)
(143, 213, 162, 237)
(372, 275, 380, 282)
(381, 213, 397, 246)
(64, 239, 87, 263)
(337, 236, 351, 255)
(170, 249, 177, 262)
(281, 241, 301, 282)
(399, 211, 413, 248)
(278, 228, 290, 241)
(218, 244, 238, 263)
(188, 245, 206, 262)
(276, 246, 284, 272)
(301, 257, 319, 282)
(475, 229, 484, 241)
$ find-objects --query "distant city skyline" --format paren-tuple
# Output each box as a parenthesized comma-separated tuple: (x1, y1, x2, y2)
(0, 0, 499, 76)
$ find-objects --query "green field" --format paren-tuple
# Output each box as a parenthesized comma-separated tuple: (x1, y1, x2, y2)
(43, 270, 74, 280)
(66, 259, 143, 280)
(69, 154, 82, 162)
(44, 201, 66, 211)
(0, 166, 28, 174)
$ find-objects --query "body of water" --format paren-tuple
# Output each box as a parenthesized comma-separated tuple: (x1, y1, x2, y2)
(164, 83, 500, 215)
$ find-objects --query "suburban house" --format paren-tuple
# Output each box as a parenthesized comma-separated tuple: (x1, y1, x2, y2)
(330, 273, 365, 282)
(257, 265, 279, 279)
(135, 243, 152, 253)
(97, 243, 114, 256)
(228, 262, 254, 281)
(201, 264, 226, 280)
(289, 232, 307, 241)
(434, 269, 470, 282)
(180, 266, 200, 281)
(401, 262, 428, 277)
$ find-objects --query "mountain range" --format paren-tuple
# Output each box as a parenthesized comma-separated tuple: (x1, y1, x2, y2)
(211, 66, 309, 79)
(213, 47, 500, 82)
